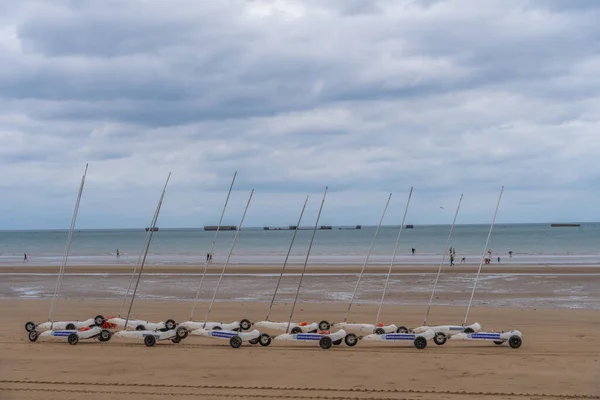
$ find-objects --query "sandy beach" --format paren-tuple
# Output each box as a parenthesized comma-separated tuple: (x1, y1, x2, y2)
(1, 268, 600, 399)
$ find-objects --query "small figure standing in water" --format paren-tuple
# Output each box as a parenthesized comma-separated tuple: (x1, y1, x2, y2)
(206, 253, 210, 262)
(412, 247, 415, 255)
(23, 253, 28, 262)
(460, 257, 466, 263)
(209, 253, 213, 263)
(508, 250, 513, 258)
(116, 249, 120, 258)
(497, 256, 501, 264)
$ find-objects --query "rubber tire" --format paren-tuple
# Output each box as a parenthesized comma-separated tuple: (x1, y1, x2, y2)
(171, 337, 181, 344)
(463, 327, 475, 333)
(433, 332, 447, 346)
(212, 326, 222, 331)
(67, 333, 79, 345)
(318, 320, 330, 331)
(98, 330, 111, 342)
(94, 315, 105, 327)
(176, 327, 188, 339)
(508, 335, 522, 349)
(374, 327, 385, 335)
(165, 319, 176, 330)
(248, 337, 259, 345)
(136, 325, 146, 331)
(333, 339, 343, 346)
(344, 333, 358, 347)
(414, 336, 427, 349)
(319, 336, 333, 350)
(259, 333, 271, 347)
(493, 340, 503, 345)
(28, 330, 39, 342)
(396, 326, 409, 333)
(291, 327, 302, 334)
(25, 321, 36, 333)
(240, 319, 252, 331)
(230, 336, 242, 349)
(144, 335, 156, 347)
(65, 323, 76, 330)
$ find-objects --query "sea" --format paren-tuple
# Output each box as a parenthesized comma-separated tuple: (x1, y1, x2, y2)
(1, 223, 599, 266)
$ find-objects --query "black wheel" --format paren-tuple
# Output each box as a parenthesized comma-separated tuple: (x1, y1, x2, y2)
(463, 327, 474, 333)
(493, 340, 503, 345)
(136, 325, 146, 331)
(67, 333, 79, 345)
(259, 333, 271, 347)
(396, 326, 409, 333)
(28, 330, 39, 342)
(176, 327, 188, 339)
(230, 335, 242, 349)
(319, 336, 332, 350)
(344, 333, 358, 347)
(171, 337, 181, 344)
(165, 319, 176, 330)
(212, 326, 222, 331)
(248, 337, 259, 345)
(433, 332, 447, 346)
(144, 335, 156, 347)
(318, 320, 330, 331)
(508, 335, 522, 349)
(65, 323, 76, 330)
(414, 336, 427, 349)
(240, 319, 252, 331)
(374, 327, 385, 335)
(333, 339, 342, 345)
(291, 326, 302, 334)
(98, 330, 111, 342)
(94, 315, 105, 327)
(25, 321, 36, 332)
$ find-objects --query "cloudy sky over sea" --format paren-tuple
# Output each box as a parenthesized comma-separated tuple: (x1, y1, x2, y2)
(1, 0, 599, 229)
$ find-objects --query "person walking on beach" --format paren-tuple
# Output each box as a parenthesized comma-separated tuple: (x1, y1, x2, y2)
(450, 255, 455, 266)
(116, 249, 120, 258)
(509, 250, 513, 258)
(460, 257, 466, 264)
(206, 252, 210, 263)
(412, 247, 415, 255)
(23, 253, 28, 262)
(209, 253, 213, 263)
(497, 256, 501, 264)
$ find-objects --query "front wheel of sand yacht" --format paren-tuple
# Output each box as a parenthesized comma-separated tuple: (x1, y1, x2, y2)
(94, 315, 105, 327)
(259, 333, 271, 347)
(67, 333, 79, 345)
(28, 330, 39, 342)
(374, 328, 385, 335)
(144, 335, 156, 347)
(212, 326, 222, 331)
(494, 340, 503, 345)
(344, 333, 358, 347)
(433, 332, 447, 346)
(171, 337, 181, 344)
(333, 339, 342, 346)
(319, 336, 333, 350)
(414, 336, 427, 350)
(508, 335, 522, 349)
(463, 327, 475, 333)
(396, 326, 409, 333)
(165, 319, 176, 330)
(136, 325, 146, 331)
(240, 319, 252, 331)
(65, 323, 76, 330)
(176, 327, 188, 339)
(318, 320, 330, 331)
(25, 321, 36, 333)
(98, 329, 112, 342)
(248, 337, 259, 345)
(229, 336, 243, 349)
(291, 327, 302, 334)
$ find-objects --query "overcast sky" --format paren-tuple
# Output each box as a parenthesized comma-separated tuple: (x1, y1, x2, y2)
(1, 0, 599, 229)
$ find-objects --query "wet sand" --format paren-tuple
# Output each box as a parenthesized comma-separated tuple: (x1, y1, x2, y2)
(1, 299, 599, 400)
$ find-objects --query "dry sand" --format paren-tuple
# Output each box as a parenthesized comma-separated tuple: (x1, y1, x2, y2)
(1, 298, 599, 400)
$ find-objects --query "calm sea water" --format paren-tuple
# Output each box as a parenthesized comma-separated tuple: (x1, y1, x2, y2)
(1, 223, 599, 266)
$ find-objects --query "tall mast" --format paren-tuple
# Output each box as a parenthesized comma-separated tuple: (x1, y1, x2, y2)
(374, 187, 413, 326)
(463, 186, 503, 325)
(49, 163, 88, 329)
(343, 193, 392, 323)
(202, 190, 254, 328)
(265, 195, 310, 321)
(423, 193, 463, 325)
(285, 187, 327, 334)
(189, 171, 237, 321)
